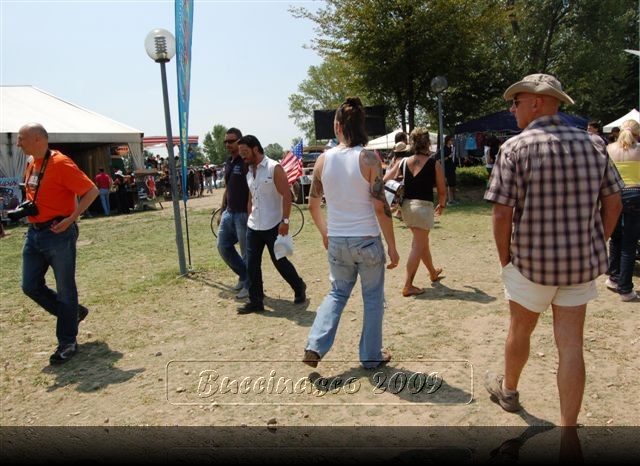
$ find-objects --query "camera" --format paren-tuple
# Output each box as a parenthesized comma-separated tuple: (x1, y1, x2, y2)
(7, 201, 38, 221)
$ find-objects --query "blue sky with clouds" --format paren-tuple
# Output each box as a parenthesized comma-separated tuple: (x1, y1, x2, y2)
(1, 0, 323, 150)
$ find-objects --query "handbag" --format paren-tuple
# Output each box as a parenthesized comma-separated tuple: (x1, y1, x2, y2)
(384, 158, 407, 206)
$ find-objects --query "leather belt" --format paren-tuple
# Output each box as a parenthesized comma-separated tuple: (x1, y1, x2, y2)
(31, 216, 66, 230)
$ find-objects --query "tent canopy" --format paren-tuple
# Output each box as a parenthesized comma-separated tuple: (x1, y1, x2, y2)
(454, 110, 589, 134)
(0, 85, 143, 143)
(365, 129, 437, 150)
(603, 109, 640, 133)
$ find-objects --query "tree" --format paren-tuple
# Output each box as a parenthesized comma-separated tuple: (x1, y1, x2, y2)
(202, 124, 228, 165)
(291, 0, 489, 132)
(187, 145, 207, 167)
(265, 143, 284, 160)
(288, 55, 371, 142)
(291, 0, 638, 133)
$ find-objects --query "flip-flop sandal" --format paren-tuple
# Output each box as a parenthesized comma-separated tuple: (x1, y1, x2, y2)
(402, 286, 425, 297)
(430, 268, 444, 282)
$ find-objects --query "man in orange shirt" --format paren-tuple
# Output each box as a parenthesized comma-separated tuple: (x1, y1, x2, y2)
(16, 123, 99, 364)
(94, 167, 113, 215)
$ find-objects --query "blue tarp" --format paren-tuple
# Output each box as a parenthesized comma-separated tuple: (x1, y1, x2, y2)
(454, 110, 588, 134)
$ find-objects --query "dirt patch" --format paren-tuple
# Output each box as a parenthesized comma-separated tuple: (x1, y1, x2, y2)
(0, 188, 638, 427)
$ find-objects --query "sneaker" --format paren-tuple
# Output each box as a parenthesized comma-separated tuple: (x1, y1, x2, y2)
(302, 349, 321, 368)
(78, 305, 89, 323)
(233, 280, 244, 291)
(294, 281, 307, 304)
(605, 278, 618, 291)
(235, 287, 249, 299)
(237, 302, 265, 314)
(620, 291, 638, 302)
(49, 342, 78, 365)
(484, 371, 522, 413)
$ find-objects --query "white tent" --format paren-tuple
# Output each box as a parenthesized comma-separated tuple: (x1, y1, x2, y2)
(365, 128, 438, 151)
(0, 85, 143, 179)
(603, 109, 640, 133)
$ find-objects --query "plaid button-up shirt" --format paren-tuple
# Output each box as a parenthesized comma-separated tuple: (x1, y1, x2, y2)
(485, 115, 622, 286)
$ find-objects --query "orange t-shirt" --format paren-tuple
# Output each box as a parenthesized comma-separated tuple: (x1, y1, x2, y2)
(25, 150, 96, 223)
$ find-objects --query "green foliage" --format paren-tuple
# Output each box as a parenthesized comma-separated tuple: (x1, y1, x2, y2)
(202, 124, 228, 165)
(265, 143, 284, 160)
(290, 0, 639, 133)
(456, 166, 489, 187)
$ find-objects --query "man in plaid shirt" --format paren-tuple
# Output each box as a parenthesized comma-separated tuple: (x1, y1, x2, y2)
(484, 74, 623, 426)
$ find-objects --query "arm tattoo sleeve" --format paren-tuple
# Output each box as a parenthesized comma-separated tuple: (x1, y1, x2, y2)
(372, 174, 392, 218)
(309, 173, 324, 199)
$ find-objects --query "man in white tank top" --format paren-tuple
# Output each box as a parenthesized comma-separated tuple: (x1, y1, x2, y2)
(236, 135, 306, 314)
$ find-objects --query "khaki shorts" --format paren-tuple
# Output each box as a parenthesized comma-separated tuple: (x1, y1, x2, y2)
(401, 199, 434, 230)
(501, 262, 597, 313)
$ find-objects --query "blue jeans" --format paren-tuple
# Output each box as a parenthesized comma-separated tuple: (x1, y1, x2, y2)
(608, 193, 640, 294)
(99, 188, 110, 215)
(22, 224, 80, 346)
(217, 210, 248, 285)
(306, 236, 386, 368)
(246, 225, 305, 305)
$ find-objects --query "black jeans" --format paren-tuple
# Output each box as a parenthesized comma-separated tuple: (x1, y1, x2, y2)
(246, 225, 304, 305)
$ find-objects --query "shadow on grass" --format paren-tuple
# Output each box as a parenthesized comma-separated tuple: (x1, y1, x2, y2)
(41, 340, 144, 393)
(414, 282, 498, 303)
(261, 297, 314, 327)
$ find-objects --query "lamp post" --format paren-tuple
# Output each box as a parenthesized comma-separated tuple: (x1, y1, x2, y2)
(430, 76, 449, 172)
(145, 28, 187, 276)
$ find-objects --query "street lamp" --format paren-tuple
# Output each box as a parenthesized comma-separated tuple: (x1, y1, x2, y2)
(430, 76, 449, 174)
(145, 28, 188, 275)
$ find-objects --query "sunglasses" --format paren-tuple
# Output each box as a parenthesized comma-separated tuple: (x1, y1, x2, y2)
(224, 139, 238, 144)
(510, 97, 537, 108)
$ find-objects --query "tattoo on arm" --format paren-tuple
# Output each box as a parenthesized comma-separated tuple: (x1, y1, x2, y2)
(309, 173, 324, 199)
(371, 175, 392, 218)
(362, 150, 379, 167)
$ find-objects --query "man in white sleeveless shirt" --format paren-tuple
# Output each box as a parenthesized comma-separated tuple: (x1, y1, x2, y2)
(237, 135, 307, 314)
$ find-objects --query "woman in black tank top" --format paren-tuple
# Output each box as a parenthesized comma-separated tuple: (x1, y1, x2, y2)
(383, 127, 447, 297)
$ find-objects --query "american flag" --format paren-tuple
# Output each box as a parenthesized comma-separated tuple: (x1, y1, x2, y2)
(280, 140, 304, 185)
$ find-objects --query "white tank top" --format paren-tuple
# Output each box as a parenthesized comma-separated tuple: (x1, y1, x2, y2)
(247, 156, 282, 230)
(322, 145, 380, 237)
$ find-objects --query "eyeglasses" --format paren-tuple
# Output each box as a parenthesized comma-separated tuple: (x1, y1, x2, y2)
(224, 139, 238, 144)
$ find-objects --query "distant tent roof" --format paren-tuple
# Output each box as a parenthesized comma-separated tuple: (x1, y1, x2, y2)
(0, 85, 142, 143)
(454, 110, 589, 134)
(603, 109, 640, 133)
(365, 129, 437, 150)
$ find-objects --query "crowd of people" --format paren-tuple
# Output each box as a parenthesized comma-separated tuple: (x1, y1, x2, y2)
(5, 73, 638, 429)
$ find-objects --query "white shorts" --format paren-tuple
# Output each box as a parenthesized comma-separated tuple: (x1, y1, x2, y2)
(501, 262, 597, 313)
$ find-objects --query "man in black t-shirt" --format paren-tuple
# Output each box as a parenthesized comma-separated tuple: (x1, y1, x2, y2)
(217, 128, 250, 299)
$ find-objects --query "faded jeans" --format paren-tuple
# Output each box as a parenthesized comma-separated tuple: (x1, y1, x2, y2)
(22, 223, 80, 346)
(217, 210, 248, 286)
(98, 188, 110, 215)
(306, 236, 386, 368)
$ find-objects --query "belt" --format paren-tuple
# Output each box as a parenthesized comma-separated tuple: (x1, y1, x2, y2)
(31, 216, 66, 230)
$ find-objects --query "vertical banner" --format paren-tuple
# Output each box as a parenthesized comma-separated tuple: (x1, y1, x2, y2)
(175, 0, 194, 201)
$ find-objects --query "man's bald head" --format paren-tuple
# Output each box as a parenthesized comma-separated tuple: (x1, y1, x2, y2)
(17, 123, 49, 158)
(19, 123, 49, 140)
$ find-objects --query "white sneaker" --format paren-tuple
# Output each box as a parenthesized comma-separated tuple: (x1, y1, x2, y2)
(233, 280, 244, 291)
(620, 291, 638, 302)
(236, 287, 249, 299)
(605, 278, 618, 291)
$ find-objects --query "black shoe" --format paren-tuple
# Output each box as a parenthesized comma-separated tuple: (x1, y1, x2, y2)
(294, 281, 307, 304)
(49, 342, 78, 365)
(237, 302, 265, 314)
(78, 305, 89, 323)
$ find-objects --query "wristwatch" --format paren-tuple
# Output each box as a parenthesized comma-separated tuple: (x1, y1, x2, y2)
(281, 218, 289, 225)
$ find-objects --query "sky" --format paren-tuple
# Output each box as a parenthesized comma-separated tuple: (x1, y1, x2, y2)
(0, 0, 323, 153)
